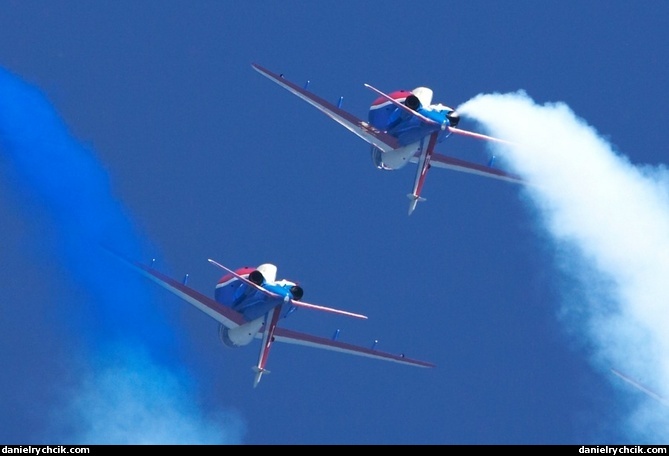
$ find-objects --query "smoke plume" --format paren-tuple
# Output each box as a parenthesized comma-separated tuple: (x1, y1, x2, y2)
(459, 91, 669, 442)
(0, 66, 245, 443)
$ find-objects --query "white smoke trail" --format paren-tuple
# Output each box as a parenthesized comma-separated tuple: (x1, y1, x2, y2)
(46, 345, 245, 444)
(458, 91, 669, 442)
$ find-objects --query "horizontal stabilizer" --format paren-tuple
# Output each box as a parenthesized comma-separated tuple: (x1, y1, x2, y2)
(364, 83, 442, 128)
(290, 299, 368, 320)
(208, 258, 279, 298)
(209, 258, 367, 319)
(448, 126, 518, 146)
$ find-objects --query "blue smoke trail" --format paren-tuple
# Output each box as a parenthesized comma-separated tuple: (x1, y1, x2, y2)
(0, 66, 245, 443)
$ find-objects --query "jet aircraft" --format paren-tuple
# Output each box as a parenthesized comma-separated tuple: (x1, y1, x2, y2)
(113, 253, 434, 387)
(252, 63, 522, 215)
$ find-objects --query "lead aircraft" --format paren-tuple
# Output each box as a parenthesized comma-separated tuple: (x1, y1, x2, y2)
(252, 63, 522, 215)
(114, 253, 434, 387)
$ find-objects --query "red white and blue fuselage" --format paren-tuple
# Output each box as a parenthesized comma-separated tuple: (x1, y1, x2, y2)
(252, 63, 522, 214)
(368, 87, 457, 147)
(215, 264, 298, 322)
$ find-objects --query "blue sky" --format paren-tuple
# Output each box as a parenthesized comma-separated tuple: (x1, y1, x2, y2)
(1, 1, 668, 445)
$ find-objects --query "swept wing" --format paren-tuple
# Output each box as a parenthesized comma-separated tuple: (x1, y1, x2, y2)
(252, 63, 399, 152)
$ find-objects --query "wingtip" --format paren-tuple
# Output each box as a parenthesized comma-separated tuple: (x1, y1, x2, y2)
(250, 63, 269, 76)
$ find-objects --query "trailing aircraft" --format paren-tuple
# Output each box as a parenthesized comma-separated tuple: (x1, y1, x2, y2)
(113, 253, 434, 387)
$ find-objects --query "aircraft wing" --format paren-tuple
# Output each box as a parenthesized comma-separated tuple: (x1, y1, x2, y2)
(421, 152, 525, 184)
(252, 63, 400, 153)
(266, 326, 435, 369)
(141, 261, 435, 368)
(108, 250, 434, 370)
(111, 253, 246, 329)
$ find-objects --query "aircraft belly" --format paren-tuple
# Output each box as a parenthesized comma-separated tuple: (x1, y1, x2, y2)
(216, 283, 254, 306)
(223, 318, 264, 347)
(239, 298, 281, 321)
(375, 143, 420, 170)
(215, 284, 274, 321)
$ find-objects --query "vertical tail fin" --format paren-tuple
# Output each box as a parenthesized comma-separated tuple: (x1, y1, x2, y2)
(252, 366, 270, 388)
(407, 194, 426, 215)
